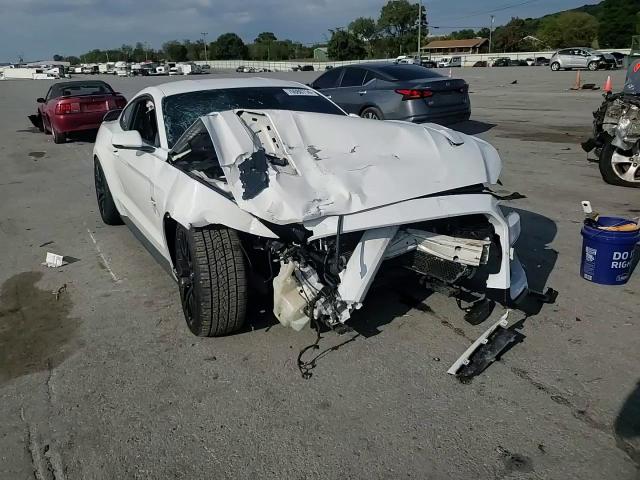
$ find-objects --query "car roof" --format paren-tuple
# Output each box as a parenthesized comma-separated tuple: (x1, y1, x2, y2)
(142, 77, 308, 98)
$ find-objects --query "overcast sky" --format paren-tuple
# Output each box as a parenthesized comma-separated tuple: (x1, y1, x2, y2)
(1, 0, 599, 62)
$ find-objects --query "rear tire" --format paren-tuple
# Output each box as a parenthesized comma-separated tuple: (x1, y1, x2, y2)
(52, 127, 66, 144)
(360, 106, 383, 120)
(599, 141, 640, 188)
(588, 61, 599, 71)
(175, 224, 248, 337)
(550, 62, 560, 71)
(94, 158, 123, 225)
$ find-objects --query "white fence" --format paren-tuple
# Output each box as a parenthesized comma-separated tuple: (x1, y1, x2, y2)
(196, 48, 633, 70)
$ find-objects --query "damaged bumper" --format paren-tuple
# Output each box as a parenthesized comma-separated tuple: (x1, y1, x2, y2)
(273, 193, 529, 331)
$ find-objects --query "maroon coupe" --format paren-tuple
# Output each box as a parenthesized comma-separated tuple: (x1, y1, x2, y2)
(29, 80, 126, 143)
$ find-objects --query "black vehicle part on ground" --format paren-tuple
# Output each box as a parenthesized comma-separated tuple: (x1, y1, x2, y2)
(175, 224, 248, 337)
(456, 326, 521, 379)
(94, 158, 123, 225)
(28, 114, 44, 131)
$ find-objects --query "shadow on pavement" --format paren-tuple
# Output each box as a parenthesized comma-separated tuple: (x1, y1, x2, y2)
(512, 208, 558, 295)
(451, 120, 497, 135)
(615, 381, 640, 467)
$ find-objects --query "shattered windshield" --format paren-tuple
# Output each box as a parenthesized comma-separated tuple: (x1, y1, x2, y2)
(163, 87, 345, 147)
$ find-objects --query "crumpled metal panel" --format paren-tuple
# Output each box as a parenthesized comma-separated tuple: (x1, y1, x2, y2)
(200, 109, 502, 225)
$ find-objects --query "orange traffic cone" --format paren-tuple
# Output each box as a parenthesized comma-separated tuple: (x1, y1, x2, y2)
(448, 68, 452, 78)
(570, 70, 582, 90)
(603, 75, 613, 93)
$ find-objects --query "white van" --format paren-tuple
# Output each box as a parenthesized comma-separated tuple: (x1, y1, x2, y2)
(438, 56, 462, 68)
(395, 55, 417, 65)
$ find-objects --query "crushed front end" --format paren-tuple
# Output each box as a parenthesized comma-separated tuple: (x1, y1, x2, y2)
(269, 191, 531, 332)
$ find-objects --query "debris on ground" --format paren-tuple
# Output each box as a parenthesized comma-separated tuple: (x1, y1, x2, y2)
(42, 252, 64, 268)
(52, 284, 67, 301)
(447, 310, 520, 379)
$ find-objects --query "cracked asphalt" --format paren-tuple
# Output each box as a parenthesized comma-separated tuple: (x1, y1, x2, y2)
(0, 67, 638, 479)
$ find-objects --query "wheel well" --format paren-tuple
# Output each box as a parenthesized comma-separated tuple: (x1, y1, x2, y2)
(359, 104, 379, 115)
(164, 215, 178, 270)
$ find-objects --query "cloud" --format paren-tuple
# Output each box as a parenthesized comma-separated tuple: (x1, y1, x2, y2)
(0, 0, 597, 61)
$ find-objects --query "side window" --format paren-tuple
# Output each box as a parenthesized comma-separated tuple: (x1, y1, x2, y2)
(558, 49, 569, 56)
(122, 97, 159, 147)
(131, 99, 159, 147)
(363, 70, 376, 84)
(119, 101, 137, 131)
(340, 67, 367, 87)
(313, 68, 342, 89)
(45, 87, 53, 101)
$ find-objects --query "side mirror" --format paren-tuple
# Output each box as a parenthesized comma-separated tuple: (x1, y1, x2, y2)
(36, 97, 45, 103)
(112, 130, 153, 152)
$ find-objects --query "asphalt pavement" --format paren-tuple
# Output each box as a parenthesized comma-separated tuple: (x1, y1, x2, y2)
(0, 66, 638, 479)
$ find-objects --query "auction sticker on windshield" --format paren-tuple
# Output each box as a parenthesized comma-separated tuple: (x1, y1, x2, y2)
(283, 88, 317, 96)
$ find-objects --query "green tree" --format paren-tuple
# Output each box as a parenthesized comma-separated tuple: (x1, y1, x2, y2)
(377, 0, 425, 55)
(350, 17, 377, 40)
(163, 41, 188, 61)
(476, 27, 491, 39)
(212, 33, 248, 59)
(598, 0, 640, 48)
(327, 29, 366, 60)
(449, 29, 476, 40)
(493, 18, 527, 52)
(255, 32, 277, 44)
(53, 54, 63, 61)
(539, 12, 598, 48)
(64, 56, 80, 65)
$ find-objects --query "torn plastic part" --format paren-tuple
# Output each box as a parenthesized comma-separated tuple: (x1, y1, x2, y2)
(384, 228, 490, 266)
(337, 226, 399, 305)
(447, 310, 511, 376)
(273, 262, 312, 331)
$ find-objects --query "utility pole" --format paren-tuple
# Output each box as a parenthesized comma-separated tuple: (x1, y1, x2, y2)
(201, 32, 208, 62)
(417, 0, 422, 60)
(489, 15, 495, 54)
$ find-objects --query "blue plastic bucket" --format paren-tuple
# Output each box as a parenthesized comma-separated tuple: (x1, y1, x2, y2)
(580, 216, 640, 285)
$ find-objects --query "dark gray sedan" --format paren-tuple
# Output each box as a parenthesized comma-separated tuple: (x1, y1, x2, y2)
(309, 63, 470, 124)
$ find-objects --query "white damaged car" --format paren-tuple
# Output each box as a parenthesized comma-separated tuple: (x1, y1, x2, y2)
(93, 78, 538, 337)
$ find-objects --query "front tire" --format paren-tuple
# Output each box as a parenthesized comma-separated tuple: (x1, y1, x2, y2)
(550, 62, 560, 71)
(599, 141, 640, 188)
(175, 224, 248, 337)
(94, 158, 123, 224)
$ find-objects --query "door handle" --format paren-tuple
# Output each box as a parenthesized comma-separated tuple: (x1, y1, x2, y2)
(326, 95, 332, 99)
(358, 90, 367, 95)
(112, 148, 119, 157)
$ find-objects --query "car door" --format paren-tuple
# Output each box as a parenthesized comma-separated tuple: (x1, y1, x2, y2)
(112, 95, 167, 249)
(312, 67, 343, 102)
(330, 67, 368, 114)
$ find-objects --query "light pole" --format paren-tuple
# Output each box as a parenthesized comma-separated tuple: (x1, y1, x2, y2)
(201, 32, 208, 62)
(489, 15, 495, 54)
(417, 0, 422, 60)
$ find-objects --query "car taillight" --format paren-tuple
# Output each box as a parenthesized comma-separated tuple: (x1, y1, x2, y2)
(55, 102, 81, 114)
(395, 89, 433, 100)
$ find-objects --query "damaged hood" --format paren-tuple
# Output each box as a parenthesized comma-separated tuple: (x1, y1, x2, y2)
(202, 109, 501, 224)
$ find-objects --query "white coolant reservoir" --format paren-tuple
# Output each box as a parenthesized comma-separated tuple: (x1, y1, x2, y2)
(272, 262, 310, 331)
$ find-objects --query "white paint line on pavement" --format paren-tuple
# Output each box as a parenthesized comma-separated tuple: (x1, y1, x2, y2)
(87, 228, 120, 283)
